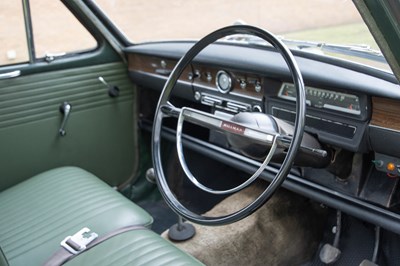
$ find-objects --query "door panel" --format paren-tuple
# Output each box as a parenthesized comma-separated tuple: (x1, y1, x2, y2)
(0, 62, 136, 191)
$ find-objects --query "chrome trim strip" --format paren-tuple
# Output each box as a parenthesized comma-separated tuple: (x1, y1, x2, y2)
(0, 70, 21, 80)
(131, 70, 193, 87)
(369, 124, 400, 134)
(193, 80, 262, 101)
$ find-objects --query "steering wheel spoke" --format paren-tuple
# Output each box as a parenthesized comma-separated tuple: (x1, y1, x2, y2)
(176, 107, 279, 195)
(160, 102, 180, 118)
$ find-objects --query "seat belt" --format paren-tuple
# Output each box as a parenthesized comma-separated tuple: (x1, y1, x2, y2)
(44, 225, 148, 266)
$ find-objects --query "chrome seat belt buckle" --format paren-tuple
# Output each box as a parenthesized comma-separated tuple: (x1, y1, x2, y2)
(61, 227, 98, 255)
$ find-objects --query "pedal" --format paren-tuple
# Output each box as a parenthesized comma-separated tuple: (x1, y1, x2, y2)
(319, 243, 341, 264)
(359, 226, 381, 266)
(319, 210, 342, 264)
(359, 259, 378, 266)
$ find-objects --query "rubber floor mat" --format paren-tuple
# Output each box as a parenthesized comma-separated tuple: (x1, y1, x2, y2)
(138, 200, 178, 234)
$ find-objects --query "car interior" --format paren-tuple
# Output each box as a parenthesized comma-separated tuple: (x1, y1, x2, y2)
(1, 0, 400, 265)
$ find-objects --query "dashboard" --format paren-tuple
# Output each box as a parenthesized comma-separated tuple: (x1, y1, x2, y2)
(126, 41, 400, 234)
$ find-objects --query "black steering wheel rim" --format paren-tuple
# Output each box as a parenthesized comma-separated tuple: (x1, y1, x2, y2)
(152, 25, 306, 226)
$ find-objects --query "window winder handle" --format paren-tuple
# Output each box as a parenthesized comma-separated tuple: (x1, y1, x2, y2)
(59, 102, 72, 136)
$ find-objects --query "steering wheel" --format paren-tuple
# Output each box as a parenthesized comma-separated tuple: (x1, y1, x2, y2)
(152, 25, 306, 226)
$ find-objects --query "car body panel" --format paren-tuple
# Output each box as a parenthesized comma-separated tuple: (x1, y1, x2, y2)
(354, 0, 400, 81)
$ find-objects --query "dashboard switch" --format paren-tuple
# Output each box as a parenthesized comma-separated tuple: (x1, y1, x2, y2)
(206, 72, 212, 82)
(374, 153, 400, 176)
(188, 70, 200, 80)
(194, 91, 201, 101)
(372, 160, 384, 168)
(255, 81, 262, 92)
(240, 80, 247, 89)
(201, 95, 223, 106)
(227, 102, 250, 112)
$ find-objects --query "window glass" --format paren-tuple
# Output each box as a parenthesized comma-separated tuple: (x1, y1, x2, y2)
(94, 0, 389, 72)
(30, 0, 97, 59)
(94, 0, 363, 43)
(0, 2, 29, 66)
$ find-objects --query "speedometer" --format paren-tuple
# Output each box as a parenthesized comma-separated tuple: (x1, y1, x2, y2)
(278, 83, 361, 115)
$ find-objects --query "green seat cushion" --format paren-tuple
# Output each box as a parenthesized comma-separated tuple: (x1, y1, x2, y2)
(0, 167, 152, 266)
(65, 229, 204, 266)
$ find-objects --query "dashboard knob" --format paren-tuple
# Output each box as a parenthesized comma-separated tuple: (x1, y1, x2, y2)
(255, 81, 262, 92)
(240, 80, 247, 89)
(206, 72, 212, 82)
(194, 91, 201, 101)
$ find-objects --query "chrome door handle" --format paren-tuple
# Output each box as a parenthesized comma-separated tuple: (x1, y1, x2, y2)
(45, 52, 66, 62)
(0, 70, 21, 80)
(59, 102, 72, 136)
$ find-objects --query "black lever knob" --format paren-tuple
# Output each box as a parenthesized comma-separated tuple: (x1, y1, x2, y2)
(98, 76, 119, 97)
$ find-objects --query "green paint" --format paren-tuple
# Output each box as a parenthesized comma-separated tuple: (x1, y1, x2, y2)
(365, 0, 400, 72)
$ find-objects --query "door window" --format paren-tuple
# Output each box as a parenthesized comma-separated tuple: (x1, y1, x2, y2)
(0, 1, 97, 67)
(0, 2, 30, 66)
(30, 0, 97, 60)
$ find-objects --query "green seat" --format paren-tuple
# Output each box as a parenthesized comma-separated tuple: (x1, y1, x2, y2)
(0, 167, 202, 266)
(65, 229, 202, 266)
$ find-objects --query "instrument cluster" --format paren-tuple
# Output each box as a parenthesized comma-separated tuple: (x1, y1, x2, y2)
(278, 83, 361, 115)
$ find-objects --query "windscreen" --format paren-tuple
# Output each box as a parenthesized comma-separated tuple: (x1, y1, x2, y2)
(93, 0, 390, 72)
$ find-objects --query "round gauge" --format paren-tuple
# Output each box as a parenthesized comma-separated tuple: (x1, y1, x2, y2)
(216, 70, 232, 93)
